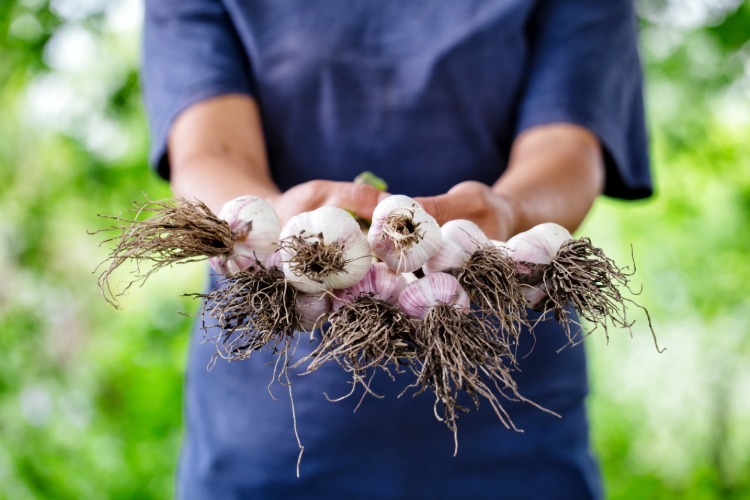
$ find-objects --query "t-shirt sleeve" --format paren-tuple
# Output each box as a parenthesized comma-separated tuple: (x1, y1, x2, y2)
(142, 0, 253, 180)
(516, 0, 652, 199)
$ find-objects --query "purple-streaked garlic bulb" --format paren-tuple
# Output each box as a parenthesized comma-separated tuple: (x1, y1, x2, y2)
(279, 206, 372, 293)
(264, 248, 283, 269)
(398, 273, 470, 319)
(209, 195, 281, 275)
(332, 262, 407, 311)
(296, 292, 332, 331)
(368, 195, 442, 273)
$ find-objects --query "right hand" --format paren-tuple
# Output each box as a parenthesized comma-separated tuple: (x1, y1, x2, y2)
(266, 180, 389, 226)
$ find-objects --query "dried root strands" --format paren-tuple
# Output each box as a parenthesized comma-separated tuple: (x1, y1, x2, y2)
(505, 223, 663, 352)
(307, 297, 417, 399)
(399, 273, 546, 453)
(425, 220, 528, 344)
(94, 195, 280, 306)
(302, 263, 416, 397)
(200, 265, 300, 365)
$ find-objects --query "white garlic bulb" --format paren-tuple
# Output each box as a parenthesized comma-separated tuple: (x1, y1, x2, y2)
(279, 206, 372, 293)
(332, 262, 407, 311)
(368, 195, 442, 273)
(423, 219, 490, 274)
(398, 272, 471, 319)
(503, 223, 572, 265)
(209, 195, 281, 275)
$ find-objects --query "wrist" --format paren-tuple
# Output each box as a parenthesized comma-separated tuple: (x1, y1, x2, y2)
(171, 157, 281, 214)
(491, 188, 526, 239)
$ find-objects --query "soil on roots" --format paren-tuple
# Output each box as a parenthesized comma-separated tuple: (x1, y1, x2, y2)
(407, 304, 553, 454)
(301, 296, 418, 399)
(94, 198, 235, 306)
(382, 209, 423, 252)
(537, 237, 663, 351)
(199, 266, 301, 368)
(453, 245, 529, 347)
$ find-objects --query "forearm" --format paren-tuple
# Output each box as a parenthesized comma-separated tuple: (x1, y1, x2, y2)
(168, 95, 280, 214)
(493, 124, 605, 235)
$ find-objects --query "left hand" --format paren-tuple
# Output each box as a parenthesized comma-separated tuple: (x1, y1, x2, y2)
(415, 181, 518, 241)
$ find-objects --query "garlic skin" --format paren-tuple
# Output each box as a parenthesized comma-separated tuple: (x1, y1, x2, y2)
(368, 195, 442, 273)
(423, 219, 490, 274)
(296, 292, 331, 331)
(279, 206, 372, 293)
(503, 223, 573, 265)
(264, 248, 283, 269)
(332, 262, 407, 311)
(209, 195, 281, 275)
(398, 273, 471, 319)
(522, 284, 549, 310)
(402, 272, 419, 284)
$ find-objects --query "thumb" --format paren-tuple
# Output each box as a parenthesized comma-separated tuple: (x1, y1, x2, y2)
(414, 194, 453, 226)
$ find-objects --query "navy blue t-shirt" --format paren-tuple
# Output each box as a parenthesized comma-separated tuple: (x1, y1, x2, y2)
(142, 1, 651, 498)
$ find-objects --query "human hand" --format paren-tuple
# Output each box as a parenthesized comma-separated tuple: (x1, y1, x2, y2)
(415, 181, 517, 241)
(266, 180, 389, 226)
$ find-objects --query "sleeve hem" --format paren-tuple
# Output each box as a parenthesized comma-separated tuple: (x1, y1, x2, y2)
(515, 103, 653, 201)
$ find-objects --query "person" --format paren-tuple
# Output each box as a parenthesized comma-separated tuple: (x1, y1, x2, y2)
(142, 0, 652, 497)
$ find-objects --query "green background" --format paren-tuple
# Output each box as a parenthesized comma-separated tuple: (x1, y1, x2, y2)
(1, 0, 749, 497)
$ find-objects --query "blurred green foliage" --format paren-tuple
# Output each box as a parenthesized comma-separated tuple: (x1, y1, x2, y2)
(0, 0, 748, 498)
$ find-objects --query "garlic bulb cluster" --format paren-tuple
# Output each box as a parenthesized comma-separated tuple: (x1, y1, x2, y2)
(209, 195, 281, 275)
(279, 206, 372, 293)
(98, 189, 658, 450)
(368, 195, 442, 273)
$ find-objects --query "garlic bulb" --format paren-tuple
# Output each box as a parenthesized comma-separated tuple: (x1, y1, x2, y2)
(368, 195, 442, 273)
(398, 273, 470, 319)
(503, 222, 572, 265)
(332, 262, 407, 311)
(279, 206, 372, 293)
(296, 292, 331, 331)
(423, 219, 490, 274)
(209, 195, 281, 275)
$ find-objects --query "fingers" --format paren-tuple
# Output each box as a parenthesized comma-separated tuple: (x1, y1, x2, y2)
(274, 180, 388, 223)
(324, 182, 389, 220)
(413, 194, 452, 226)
